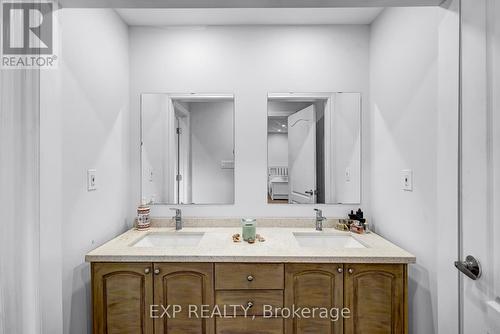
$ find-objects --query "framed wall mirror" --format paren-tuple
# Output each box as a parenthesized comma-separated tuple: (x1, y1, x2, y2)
(267, 93, 361, 205)
(141, 93, 235, 205)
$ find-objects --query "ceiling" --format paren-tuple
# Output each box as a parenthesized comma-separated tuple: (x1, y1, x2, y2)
(268, 117, 288, 134)
(61, 0, 444, 9)
(268, 101, 313, 133)
(115, 8, 384, 26)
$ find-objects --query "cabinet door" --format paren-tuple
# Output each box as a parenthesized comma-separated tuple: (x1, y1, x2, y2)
(92, 262, 154, 334)
(344, 264, 406, 334)
(284, 264, 343, 334)
(154, 263, 214, 334)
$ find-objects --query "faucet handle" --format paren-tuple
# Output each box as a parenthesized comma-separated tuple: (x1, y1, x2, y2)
(314, 208, 326, 220)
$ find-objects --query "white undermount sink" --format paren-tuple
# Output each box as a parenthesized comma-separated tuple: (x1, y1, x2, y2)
(293, 232, 366, 249)
(132, 232, 205, 248)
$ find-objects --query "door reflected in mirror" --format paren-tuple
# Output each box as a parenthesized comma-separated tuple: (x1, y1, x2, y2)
(267, 93, 361, 204)
(141, 93, 235, 205)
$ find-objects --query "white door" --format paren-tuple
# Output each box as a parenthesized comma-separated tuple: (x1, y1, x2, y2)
(288, 105, 316, 204)
(459, 0, 500, 333)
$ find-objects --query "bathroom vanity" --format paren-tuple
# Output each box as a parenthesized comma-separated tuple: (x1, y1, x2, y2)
(86, 221, 415, 334)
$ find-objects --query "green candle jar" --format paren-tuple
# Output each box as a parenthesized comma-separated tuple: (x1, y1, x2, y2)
(241, 218, 256, 241)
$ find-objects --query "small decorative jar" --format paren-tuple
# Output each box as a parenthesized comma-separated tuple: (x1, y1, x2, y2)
(241, 218, 256, 241)
(136, 204, 151, 230)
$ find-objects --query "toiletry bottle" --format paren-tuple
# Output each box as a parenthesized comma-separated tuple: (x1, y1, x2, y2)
(136, 199, 151, 230)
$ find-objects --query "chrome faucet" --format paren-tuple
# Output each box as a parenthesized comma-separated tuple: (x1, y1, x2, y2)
(314, 208, 326, 231)
(170, 208, 183, 230)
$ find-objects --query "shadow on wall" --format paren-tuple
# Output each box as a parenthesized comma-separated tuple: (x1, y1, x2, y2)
(70, 263, 92, 334)
(408, 264, 436, 333)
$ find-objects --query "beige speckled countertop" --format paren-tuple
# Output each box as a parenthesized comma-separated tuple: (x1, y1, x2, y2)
(85, 219, 415, 264)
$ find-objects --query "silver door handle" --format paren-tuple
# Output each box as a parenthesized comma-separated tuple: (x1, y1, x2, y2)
(455, 255, 482, 280)
(305, 190, 314, 195)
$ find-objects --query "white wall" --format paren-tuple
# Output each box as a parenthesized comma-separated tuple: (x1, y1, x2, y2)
(267, 133, 288, 166)
(141, 94, 169, 203)
(436, 1, 460, 333)
(369, 8, 438, 334)
(332, 93, 361, 203)
(40, 9, 130, 334)
(369, 6, 460, 334)
(129, 25, 370, 217)
(190, 101, 235, 204)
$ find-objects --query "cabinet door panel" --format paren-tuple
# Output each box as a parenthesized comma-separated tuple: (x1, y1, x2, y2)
(344, 264, 406, 334)
(215, 290, 283, 316)
(154, 263, 214, 334)
(284, 264, 343, 334)
(216, 317, 283, 334)
(92, 262, 154, 334)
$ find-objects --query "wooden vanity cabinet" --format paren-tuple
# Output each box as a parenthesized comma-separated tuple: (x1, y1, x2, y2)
(92, 262, 407, 334)
(284, 264, 344, 334)
(284, 263, 407, 334)
(92, 262, 213, 334)
(92, 262, 154, 334)
(214, 263, 284, 334)
(344, 264, 406, 334)
(153, 263, 214, 334)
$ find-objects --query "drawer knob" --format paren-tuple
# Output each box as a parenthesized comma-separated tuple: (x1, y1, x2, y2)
(247, 301, 254, 308)
(348, 268, 354, 274)
(247, 275, 254, 282)
(337, 267, 343, 273)
(154, 268, 160, 275)
(144, 268, 150, 274)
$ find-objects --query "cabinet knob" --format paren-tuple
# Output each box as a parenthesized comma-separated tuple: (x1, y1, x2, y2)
(246, 301, 254, 308)
(247, 275, 254, 282)
(144, 268, 150, 274)
(154, 268, 160, 275)
(348, 268, 354, 274)
(337, 267, 343, 273)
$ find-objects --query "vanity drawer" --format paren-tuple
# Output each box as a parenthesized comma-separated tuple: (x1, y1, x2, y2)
(215, 263, 284, 290)
(216, 290, 283, 316)
(216, 317, 283, 334)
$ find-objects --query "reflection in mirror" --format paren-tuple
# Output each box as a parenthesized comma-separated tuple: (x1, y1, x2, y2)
(267, 93, 361, 204)
(141, 94, 234, 205)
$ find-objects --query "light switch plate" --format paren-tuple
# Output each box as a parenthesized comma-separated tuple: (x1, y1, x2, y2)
(401, 169, 413, 191)
(345, 167, 351, 182)
(87, 169, 97, 191)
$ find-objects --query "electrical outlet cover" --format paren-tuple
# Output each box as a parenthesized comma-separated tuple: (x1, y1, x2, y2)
(87, 169, 97, 191)
(401, 169, 413, 191)
(345, 167, 351, 182)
